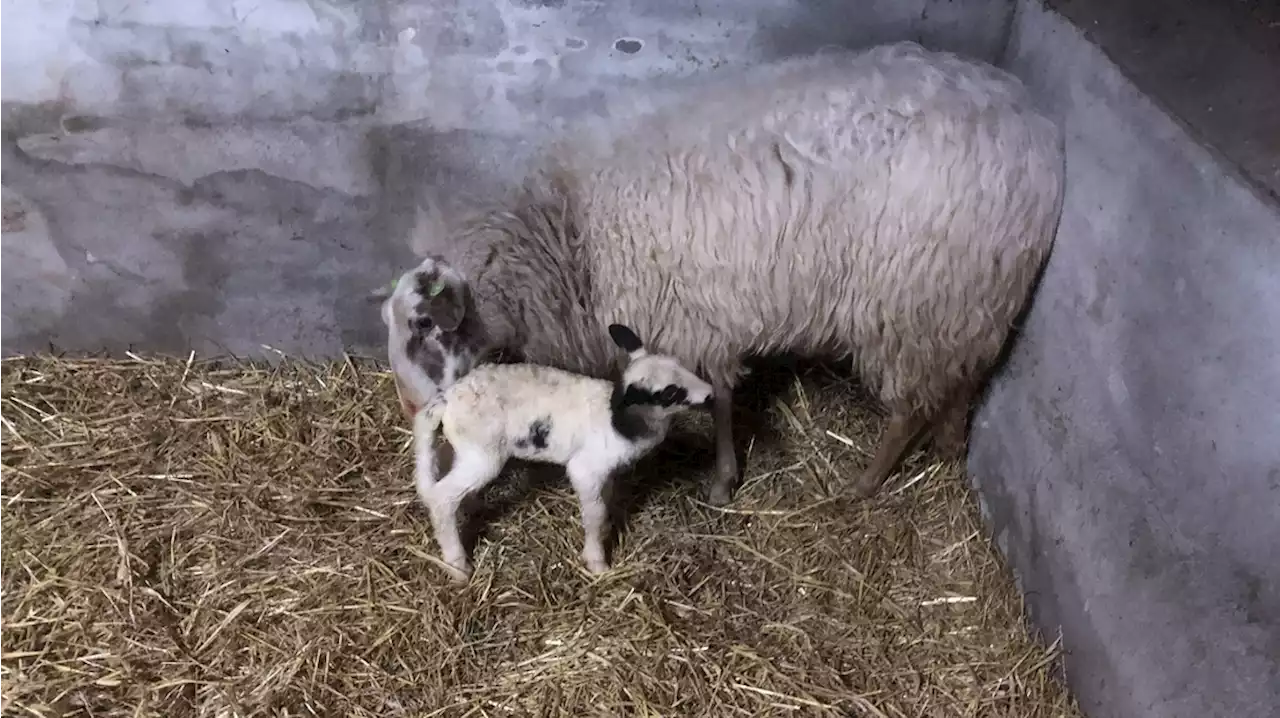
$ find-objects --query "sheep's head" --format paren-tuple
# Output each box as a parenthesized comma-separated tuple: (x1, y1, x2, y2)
(379, 256, 485, 421)
(608, 323, 714, 415)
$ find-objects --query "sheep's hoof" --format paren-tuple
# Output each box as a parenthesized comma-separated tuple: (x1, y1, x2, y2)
(931, 429, 968, 461)
(850, 471, 886, 501)
(705, 483, 735, 507)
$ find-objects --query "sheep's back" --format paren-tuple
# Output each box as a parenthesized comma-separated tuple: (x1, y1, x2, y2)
(552, 42, 1064, 410)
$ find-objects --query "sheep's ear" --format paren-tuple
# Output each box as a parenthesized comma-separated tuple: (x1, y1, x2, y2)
(426, 282, 466, 332)
(608, 323, 647, 358)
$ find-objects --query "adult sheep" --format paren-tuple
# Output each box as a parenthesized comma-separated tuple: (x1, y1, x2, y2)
(401, 41, 1066, 506)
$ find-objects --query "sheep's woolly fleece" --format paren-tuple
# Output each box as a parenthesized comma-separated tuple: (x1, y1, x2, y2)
(1, 353, 1082, 718)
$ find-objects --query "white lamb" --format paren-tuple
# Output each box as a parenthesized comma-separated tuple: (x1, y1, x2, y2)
(412, 323, 714, 582)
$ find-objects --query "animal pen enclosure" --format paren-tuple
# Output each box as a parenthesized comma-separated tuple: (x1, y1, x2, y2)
(0, 354, 1080, 716)
(5, 0, 1279, 716)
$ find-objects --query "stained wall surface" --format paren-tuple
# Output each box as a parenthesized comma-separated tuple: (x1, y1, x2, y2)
(0, 0, 1012, 357)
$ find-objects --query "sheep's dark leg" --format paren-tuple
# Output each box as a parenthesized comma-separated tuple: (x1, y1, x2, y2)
(852, 410, 930, 499)
(707, 385, 739, 506)
(931, 383, 978, 461)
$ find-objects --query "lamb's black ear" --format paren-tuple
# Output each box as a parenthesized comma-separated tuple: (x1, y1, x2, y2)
(608, 323, 644, 354)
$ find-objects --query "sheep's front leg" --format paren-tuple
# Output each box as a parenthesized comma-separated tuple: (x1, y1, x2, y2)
(707, 385, 738, 506)
(566, 457, 614, 575)
(423, 448, 503, 583)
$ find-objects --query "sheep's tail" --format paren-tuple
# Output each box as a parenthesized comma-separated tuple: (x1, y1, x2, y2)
(412, 399, 447, 508)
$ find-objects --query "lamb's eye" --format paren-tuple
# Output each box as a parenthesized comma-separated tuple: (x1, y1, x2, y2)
(660, 386, 687, 406)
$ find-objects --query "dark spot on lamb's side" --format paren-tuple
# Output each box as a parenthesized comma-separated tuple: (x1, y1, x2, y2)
(613, 38, 643, 54)
(527, 417, 552, 450)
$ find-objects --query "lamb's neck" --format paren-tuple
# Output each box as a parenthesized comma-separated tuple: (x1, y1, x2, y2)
(609, 383, 673, 447)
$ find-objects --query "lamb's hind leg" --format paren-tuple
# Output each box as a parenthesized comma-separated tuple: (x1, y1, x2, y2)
(422, 447, 503, 583)
(706, 384, 738, 506)
(852, 408, 931, 500)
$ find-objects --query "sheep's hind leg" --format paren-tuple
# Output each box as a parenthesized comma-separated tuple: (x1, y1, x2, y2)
(423, 448, 503, 583)
(706, 385, 739, 506)
(566, 457, 614, 575)
(852, 409, 930, 500)
(930, 383, 978, 461)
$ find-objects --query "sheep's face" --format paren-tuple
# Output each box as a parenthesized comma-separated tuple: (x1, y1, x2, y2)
(380, 256, 483, 420)
(609, 323, 714, 415)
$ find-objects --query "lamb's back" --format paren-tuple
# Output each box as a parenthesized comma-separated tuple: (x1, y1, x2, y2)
(442, 364, 612, 456)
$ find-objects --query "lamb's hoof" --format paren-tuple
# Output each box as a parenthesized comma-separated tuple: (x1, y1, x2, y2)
(705, 483, 735, 507)
(581, 549, 611, 576)
(441, 559, 472, 584)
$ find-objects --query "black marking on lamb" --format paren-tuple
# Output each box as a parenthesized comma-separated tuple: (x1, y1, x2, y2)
(609, 382, 688, 442)
(514, 417, 552, 451)
(412, 267, 441, 315)
(528, 418, 552, 450)
(515, 417, 553, 451)
(405, 331, 445, 384)
(412, 263, 467, 332)
(403, 264, 489, 385)
(609, 383, 654, 442)
(620, 384, 688, 408)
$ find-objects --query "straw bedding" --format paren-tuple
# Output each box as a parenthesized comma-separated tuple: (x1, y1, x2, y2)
(1, 353, 1081, 718)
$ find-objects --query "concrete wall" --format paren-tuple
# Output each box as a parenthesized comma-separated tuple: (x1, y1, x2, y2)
(0, 0, 1013, 357)
(968, 2, 1280, 717)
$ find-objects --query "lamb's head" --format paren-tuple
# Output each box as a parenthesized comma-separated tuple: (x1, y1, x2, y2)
(608, 323, 714, 416)
(378, 256, 488, 421)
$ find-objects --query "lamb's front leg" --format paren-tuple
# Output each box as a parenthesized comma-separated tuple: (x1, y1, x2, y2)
(566, 457, 614, 575)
